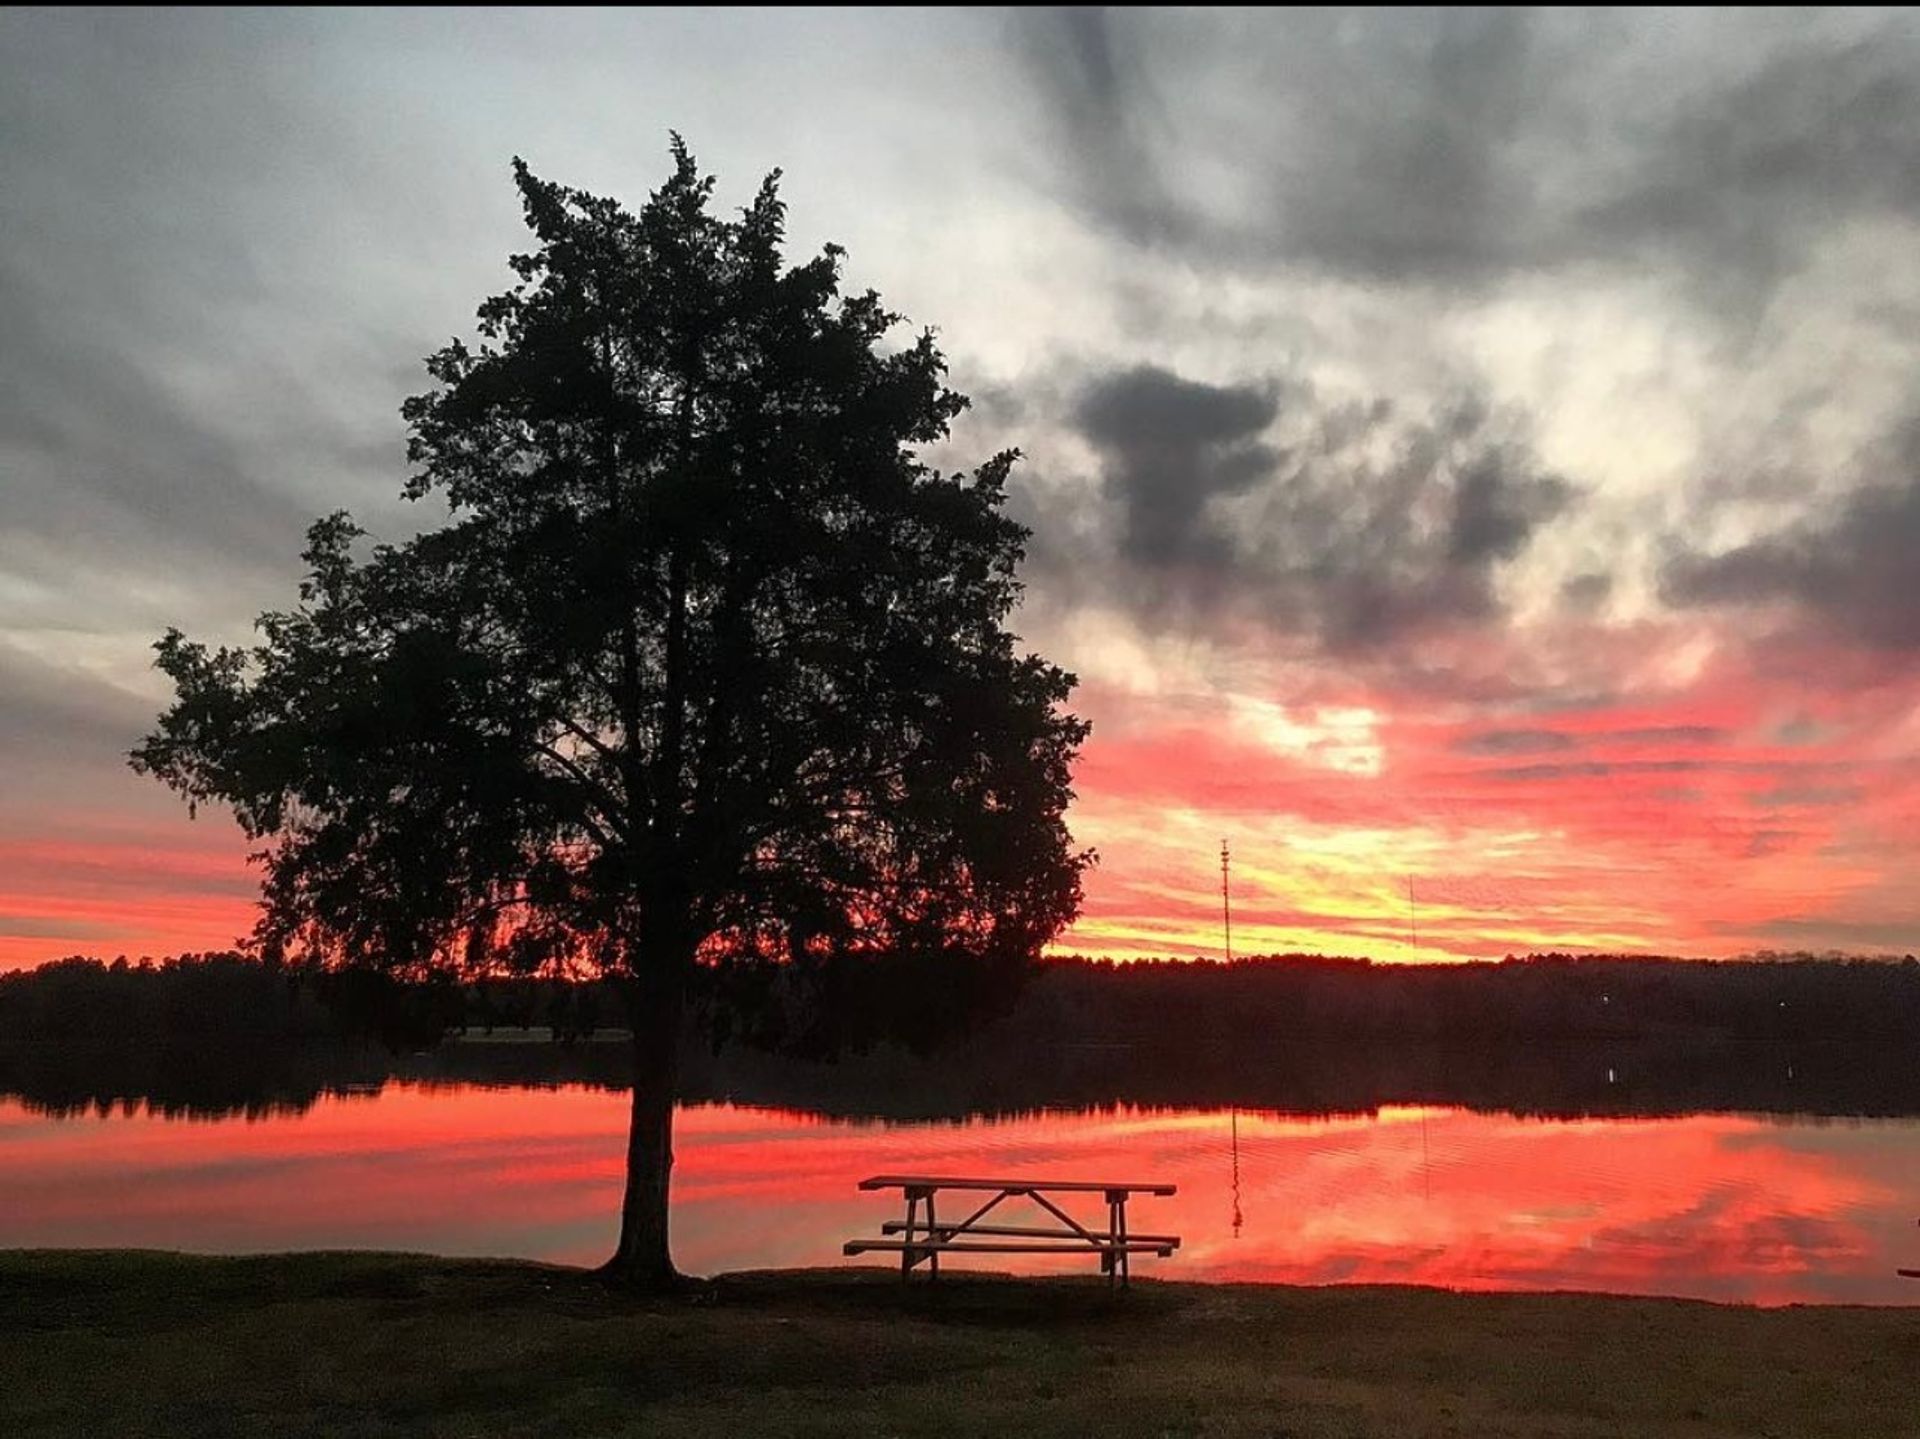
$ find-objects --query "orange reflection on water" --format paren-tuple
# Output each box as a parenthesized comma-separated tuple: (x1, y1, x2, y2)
(3, 1087, 1916, 1305)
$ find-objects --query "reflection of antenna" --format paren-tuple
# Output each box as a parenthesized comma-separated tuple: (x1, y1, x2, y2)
(1221, 838, 1243, 1239)
(1410, 872, 1431, 1202)
(1230, 1106, 1243, 1238)
(1221, 839, 1233, 963)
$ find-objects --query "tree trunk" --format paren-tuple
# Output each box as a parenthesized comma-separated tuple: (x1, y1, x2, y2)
(603, 971, 684, 1287)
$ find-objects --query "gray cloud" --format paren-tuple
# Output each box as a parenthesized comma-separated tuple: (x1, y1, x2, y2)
(1484, 760, 1711, 783)
(1661, 420, 1920, 651)
(1015, 7, 1177, 249)
(0, 914, 105, 941)
(0, 642, 152, 762)
(1483, 762, 1617, 782)
(1014, 8, 1546, 283)
(1752, 917, 1918, 951)
(1015, 9, 1920, 315)
(1075, 365, 1280, 567)
(1558, 572, 1613, 612)
(0, 640, 179, 828)
(1573, 36, 1920, 315)
(1057, 367, 1576, 651)
(0, 261, 317, 599)
(0, 10, 465, 650)
(1608, 726, 1730, 748)
(1749, 783, 1864, 810)
(1741, 829, 1797, 859)
(1453, 728, 1579, 757)
(1447, 444, 1570, 565)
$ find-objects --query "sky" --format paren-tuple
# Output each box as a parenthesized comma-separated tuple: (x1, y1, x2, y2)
(5, 7, 1920, 968)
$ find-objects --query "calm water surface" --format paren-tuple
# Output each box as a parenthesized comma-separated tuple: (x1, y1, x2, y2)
(5, 1083, 1919, 1305)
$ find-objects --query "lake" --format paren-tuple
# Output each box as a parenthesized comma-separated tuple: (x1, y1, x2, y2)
(5, 1081, 1919, 1305)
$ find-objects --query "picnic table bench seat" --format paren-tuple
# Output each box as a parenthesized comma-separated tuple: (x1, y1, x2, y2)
(879, 1220, 1180, 1244)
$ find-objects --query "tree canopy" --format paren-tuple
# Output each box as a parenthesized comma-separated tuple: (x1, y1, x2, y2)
(133, 140, 1090, 1282)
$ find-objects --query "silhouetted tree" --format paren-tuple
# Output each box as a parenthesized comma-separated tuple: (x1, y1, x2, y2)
(131, 140, 1091, 1286)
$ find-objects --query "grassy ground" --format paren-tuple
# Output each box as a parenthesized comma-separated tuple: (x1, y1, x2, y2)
(4, 1251, 1918, 1438)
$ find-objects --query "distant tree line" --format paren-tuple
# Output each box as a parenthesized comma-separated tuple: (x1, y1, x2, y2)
(1024, 952, 1920, 1046)
(0, 953, 611, 1052)
(9, 949, 1920, 1054)
(7, 950, 1920, 1123)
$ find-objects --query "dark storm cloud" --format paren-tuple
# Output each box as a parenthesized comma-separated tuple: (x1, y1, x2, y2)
(1661, 421, 1920, 651)
(1447, 446, 1569, 565)
(1058, 366, 1576, 651)
(1074, 365, 1280, 566)
(1015, 6, 1178, 248)
(1015, 9, 1920, 311)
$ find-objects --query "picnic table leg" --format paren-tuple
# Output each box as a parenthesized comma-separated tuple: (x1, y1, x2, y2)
(927, 1192, 939, 1281)
(1108, 1190, 1131, 1289)
(900, 1190, 918, 1281)
(1100, 1193, 1115, 1287)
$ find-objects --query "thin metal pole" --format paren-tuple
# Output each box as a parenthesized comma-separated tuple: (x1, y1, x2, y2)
(1221, 839, 1232, 963)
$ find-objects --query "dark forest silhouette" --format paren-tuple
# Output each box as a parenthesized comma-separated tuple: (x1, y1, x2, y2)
(127, 144, 1088, 1285)
(9, 950, 1920, 1123)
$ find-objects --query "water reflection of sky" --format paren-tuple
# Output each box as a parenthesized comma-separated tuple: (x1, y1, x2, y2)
(3, 1086, 1917, 1305)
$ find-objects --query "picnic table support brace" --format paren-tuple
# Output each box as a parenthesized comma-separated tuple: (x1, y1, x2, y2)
(1031, 1187, 1121, 1288)
(945, 1188, 1014, 1237)
(1028, 1190, 1105, 1246)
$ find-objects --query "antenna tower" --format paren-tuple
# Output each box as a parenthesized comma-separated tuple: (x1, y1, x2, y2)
(1221, 838, 1233, 963)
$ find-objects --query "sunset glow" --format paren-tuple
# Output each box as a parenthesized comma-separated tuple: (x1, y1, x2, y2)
(1051, 624, 1920, 961)
(8, 613, 1919, 968)
(8, 10, 1920, 967)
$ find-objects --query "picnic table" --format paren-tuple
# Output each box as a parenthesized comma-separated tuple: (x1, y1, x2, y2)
(843, 1174, 1179, 1286)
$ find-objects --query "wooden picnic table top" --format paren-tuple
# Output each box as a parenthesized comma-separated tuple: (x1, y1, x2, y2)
(847, 1239, 1176, 1255)
(858, 1174, 1177, 1196)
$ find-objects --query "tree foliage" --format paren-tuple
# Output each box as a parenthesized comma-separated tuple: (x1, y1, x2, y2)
(133, 139, 1091, 1059)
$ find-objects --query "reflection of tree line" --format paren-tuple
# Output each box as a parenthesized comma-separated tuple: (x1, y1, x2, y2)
(5, 951, 1920, 1122)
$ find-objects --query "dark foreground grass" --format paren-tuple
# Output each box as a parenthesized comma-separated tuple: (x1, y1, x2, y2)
(4, 1251, 1917, 1438)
